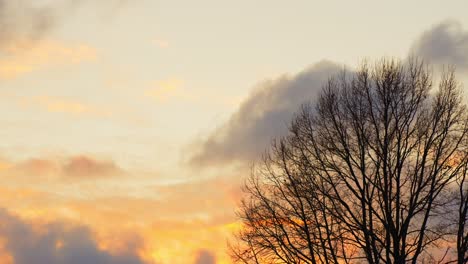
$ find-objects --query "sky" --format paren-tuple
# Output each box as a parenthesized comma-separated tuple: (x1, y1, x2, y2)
(1, 0, 468, 263)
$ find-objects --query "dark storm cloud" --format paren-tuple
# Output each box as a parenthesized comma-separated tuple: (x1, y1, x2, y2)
(189, 60, 342, 167)
(412, 20, 468, 71)
(0, 209, 145, 264)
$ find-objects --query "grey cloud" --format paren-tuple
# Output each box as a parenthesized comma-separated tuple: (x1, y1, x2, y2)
(0, 209, 145, 264)
(0, 0, 130, 48)
(189, 20, 468, 168)
(189, 60, 342, 167)
(0, 0, 55, 46)
(194, 249, 216, 264)
(411, 20, 468, 71)
(12, 155, 123, 180)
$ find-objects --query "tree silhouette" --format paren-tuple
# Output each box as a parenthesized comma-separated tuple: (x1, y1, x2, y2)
(230, 58, 468, 264)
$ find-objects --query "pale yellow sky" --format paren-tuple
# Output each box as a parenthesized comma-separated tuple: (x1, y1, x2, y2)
(2, 0, 468, 171)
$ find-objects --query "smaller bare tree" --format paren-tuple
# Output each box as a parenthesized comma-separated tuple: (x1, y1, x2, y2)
(454, 141, 468, 264)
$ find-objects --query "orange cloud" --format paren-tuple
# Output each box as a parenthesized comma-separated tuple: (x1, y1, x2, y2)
(144, 79, 193, 102)
(0, 153, 245, 264)
(65, 177, 243, 263)
(0, 39, 97, 79)
(63, 156, 121, 178)
(0, 189, 239, 264)
(1, 155, 123, 181)
(0, 185, 239, 263)
(16, 158, 59, 177)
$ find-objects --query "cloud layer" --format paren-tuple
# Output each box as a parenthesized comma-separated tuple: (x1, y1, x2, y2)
(189, 60, 342, 166)
(0, 153, 241, 263)
(0, 209, 144, 264)
(412, 20, 468, 71)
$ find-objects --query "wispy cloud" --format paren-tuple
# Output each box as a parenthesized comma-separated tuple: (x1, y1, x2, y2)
(63, 156, 121, 179)
(18, 95, 111, 117)
(0, 0, 55, 48)
(0, 0, 133, 49)
(0, 40, 97, 79)
(151, 38, 169, 48)
(1, 155, 123, 181)
(144, 78, 241, 108)
(144, 79, 190, 102)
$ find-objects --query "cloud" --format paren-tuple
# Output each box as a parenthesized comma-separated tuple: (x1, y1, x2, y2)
(0, 40, 97, 79)
(0, 209, 145, 264)
(0, 0, 55, 48)
(411, 20, 468, 71)
(0, 0, 133, 79)
(63, 156, 121, 178)
(63, 175, 242, 228)
(188, 60, 342, 167)
(194, 249, 216, 264)
(15, 158, 59, 177)
(0, 0, 131, 49)
(189, 20, 468, 168)
(0, 165, 240, 263)
(9, 155, 123, 180)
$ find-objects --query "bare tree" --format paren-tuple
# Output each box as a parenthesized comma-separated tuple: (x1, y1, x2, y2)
(230, 58, 468, 264)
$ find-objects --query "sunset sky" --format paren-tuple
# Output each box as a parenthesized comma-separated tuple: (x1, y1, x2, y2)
(1, 1, 468, 263)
